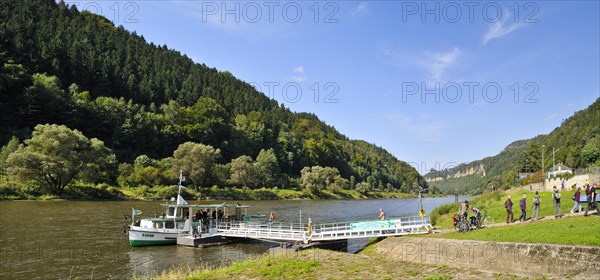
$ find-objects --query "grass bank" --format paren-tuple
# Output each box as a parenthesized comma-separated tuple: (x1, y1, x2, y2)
(431, 215, 600, 246)
(140, 248, 526, 280)
(430, 188, 591, 230)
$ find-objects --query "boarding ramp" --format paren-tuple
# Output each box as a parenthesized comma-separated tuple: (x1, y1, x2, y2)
(215, 216, 432, 243)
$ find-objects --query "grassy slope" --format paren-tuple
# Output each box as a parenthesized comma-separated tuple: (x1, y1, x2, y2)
(431, 188, 591, 230)
(429, 188, 600, 246)
(433, 215, 600, 246)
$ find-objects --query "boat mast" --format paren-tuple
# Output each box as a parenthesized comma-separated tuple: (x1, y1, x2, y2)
(178, 170, 185, 199)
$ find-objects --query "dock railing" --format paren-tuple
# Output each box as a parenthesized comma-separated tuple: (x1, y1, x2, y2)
(214, 215, 432, 242)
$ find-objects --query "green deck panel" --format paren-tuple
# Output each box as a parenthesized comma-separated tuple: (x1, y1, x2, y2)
(129, 239, 176, 247)
(349, 220, 395, 230)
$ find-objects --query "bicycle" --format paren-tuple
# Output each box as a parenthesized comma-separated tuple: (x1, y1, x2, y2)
(453, 214, 471, 233)
(476, 210, 494, 229)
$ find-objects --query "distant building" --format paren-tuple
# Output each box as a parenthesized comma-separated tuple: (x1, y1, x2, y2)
(518, 172, 534, 179)
(547, 164, 572, 178)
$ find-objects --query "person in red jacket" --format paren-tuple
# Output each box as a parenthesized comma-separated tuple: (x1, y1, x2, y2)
(570, 187, 582, 214)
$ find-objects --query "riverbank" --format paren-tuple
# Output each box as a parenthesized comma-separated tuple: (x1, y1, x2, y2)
(0, 182, 443, 201)
(372, 236, 600, 279)
(141, 247, 530, 280)
(141, 187, 599, 279)
(143, 207, 599, 280)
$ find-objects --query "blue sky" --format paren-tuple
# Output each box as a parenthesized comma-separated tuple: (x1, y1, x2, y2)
(75, 1, 599, 174)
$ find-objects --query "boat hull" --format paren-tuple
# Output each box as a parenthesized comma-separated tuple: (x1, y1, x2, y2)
(128, 227, 180, 247)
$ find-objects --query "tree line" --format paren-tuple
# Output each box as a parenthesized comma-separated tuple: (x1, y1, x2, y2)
(0, 1, 427, 197)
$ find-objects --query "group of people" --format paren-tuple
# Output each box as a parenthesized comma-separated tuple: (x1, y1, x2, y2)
(193, 208, 227, 224)
(504, 193, 536, 223)
(569, 183, 599, 216)
(457, 200, 482, 226)
(504, 181, 599, 223)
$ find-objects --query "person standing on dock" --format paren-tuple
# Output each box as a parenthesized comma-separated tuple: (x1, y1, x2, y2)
(307, 217, 314, 235)
(379, 208, 385, 220)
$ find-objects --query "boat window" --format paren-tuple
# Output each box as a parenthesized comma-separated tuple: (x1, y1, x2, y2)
(168, 208, 175, 217)
(153, 222, 163, 229)
(177, 222, 184, 229)
(165, 221, 175, 229)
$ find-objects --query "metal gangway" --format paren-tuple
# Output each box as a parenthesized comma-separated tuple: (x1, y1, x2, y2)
(215, 216, 432, 243)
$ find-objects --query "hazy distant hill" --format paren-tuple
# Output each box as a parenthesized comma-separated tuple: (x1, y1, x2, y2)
(424, 98, 600, 195)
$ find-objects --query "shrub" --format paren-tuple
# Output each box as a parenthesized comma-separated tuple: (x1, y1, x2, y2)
(429, 203, 458, 226)
(155, 185, 179, 199)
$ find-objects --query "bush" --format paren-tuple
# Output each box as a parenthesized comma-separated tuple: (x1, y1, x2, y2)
(65, 182, 124, 200)
(250, 188, 279, 200)
(155, 185, 179, 199)
(0, 183, 26, 199)
(429, 203, 458, 226)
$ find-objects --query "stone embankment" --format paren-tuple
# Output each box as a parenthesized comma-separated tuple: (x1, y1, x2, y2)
(373, 237, 600, 278)
(523, 174, 599, 192)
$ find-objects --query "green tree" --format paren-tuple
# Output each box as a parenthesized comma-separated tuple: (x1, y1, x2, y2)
(255, 148, 280, 187)
(172, 142, 220, 187)
(134, 155, 157, 168)
(0, 137, 20, 176)
(6, 124, 115, 194)
(581, 143, 600, 166)
(0, 53, 32, 142)
(300, 166, 344, 193)
(229, 155, 257, 187)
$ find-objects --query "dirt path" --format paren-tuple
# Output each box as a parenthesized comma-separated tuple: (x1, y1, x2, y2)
(435, 209, 593, 233)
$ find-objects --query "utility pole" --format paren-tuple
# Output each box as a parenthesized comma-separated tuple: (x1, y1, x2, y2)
(552, 147, 555, 173)
(542, 144, 545, 188)
(454, 188, 458, 204)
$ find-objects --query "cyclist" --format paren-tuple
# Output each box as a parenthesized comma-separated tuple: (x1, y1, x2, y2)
(471, 206, 481, 226)
(458, 200, 469, 219)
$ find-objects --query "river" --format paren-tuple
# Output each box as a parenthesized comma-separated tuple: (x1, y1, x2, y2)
(0, 196, 470, 279)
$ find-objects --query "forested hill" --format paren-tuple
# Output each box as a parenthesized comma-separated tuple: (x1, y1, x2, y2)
(424, 98, 600, 195)
(0, 0, 426, 194)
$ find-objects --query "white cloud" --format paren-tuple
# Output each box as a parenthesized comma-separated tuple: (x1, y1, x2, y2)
(387, 113, 452, 142)
(379, 45, 461, 82)
(482, 10, 530, 44)
(293, 66, 304, 73)
(352, 2, 370, 17)
(288, 66, 306, 82)
(422, 48, 461, 81)
(544, 113, 558, 122)
(290, 76, 306, 82)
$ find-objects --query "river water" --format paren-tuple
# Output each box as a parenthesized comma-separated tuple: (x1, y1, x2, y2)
(0, 196, 469, 279)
